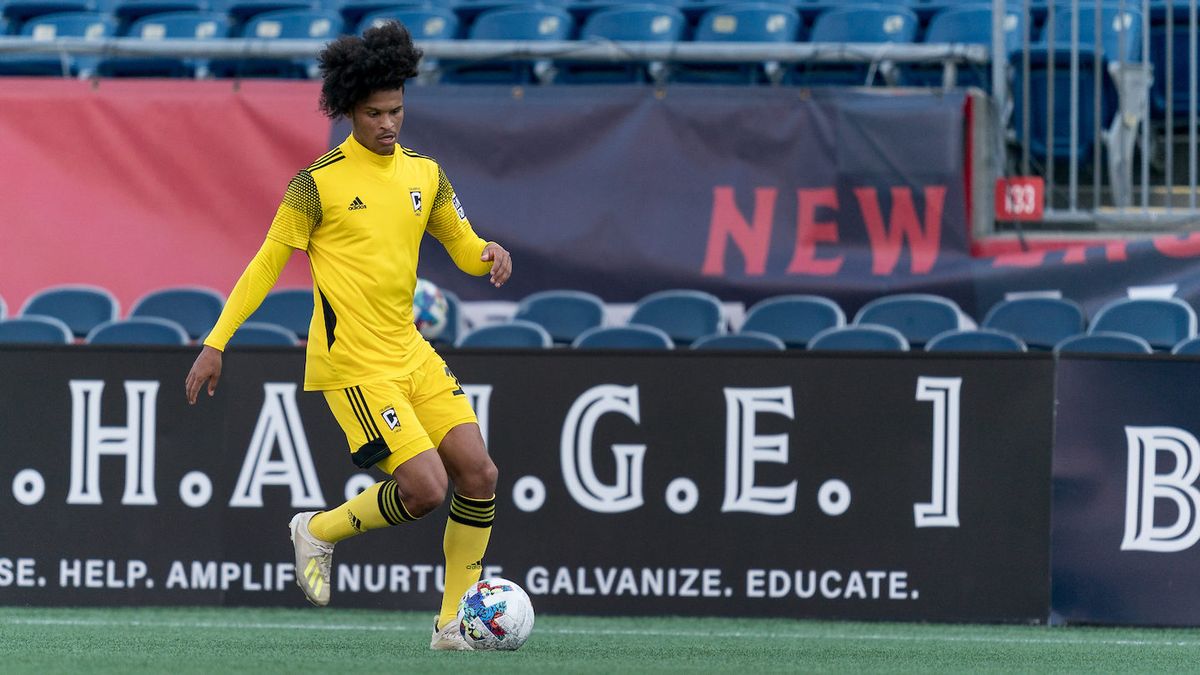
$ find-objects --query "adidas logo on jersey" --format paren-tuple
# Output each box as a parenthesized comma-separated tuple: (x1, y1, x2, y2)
(348, 196, 367, 210)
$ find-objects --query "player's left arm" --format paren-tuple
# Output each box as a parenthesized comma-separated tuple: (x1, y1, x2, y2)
(427, 166, 512, 288)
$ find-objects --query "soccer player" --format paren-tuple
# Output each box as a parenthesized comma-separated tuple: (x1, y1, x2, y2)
(183, 21, 511, 651)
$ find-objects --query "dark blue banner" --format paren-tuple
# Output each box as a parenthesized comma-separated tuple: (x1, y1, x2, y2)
(1052, 355, 1200, 625)
(971, 236, 1200, 323)
(336, 85, 1200, 322)
(334, 85, 975, 314)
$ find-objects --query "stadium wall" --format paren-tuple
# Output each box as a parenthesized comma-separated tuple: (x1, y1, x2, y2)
(7, 79, 1200, 321)
(0, 346, 1053, 623)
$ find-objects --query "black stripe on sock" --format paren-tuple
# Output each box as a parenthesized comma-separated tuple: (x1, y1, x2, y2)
(378, 481, 417, 526)
(449, 493, 495, 528)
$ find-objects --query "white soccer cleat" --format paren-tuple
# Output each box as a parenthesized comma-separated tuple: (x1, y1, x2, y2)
(430, 616, 471, 651)
(289, 512, 334, 607)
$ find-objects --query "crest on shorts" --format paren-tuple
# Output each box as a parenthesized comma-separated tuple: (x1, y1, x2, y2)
(381, 407, 401, 431)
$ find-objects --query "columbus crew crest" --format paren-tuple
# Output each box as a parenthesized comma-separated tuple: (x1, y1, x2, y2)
(410, 190, 422, 215)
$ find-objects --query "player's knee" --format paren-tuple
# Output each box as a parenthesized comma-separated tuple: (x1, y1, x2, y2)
(403, 476, 448, 518)
(457, 457, 498, 497)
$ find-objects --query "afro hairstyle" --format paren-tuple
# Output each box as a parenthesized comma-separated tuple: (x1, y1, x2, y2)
(317, 21, 423, 119)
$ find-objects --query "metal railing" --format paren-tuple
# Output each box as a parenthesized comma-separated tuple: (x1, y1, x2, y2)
(0, 36, 987, 70)
(992, 0, 1200, 232)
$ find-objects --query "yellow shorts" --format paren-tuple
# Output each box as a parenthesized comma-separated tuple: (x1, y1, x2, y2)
(322, 351, 477, 475)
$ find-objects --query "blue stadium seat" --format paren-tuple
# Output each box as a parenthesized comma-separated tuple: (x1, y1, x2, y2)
(109, 0, 207, 27)
(807, 324, 910, 351)
(20, 284, 119, 339)
(226, 321, 300, 346)
(441, 5, 574, 84)
(343, 0, 443, 34)
(671, 2, 800, 84)
(691, 330, 786, 350)
(86, 317, 190, 345)
(1172, 335, 1200, 356)
(905, 4, 1023, 89)
(2, 0, 91, 24)
(1088, 296, 1197, 351)
(247, 288, 312, 339)
(513, 289, 605, 345)
(852, 293, 965, 349)
(981, 296, 1086, 351)
(793, 3, 919, 86)
(215, 0, 314, 25)
(1054, 330, 1153, 355)
(129, 286, 224, 341)
(456, 319, 553, 348)
(925, 328, 1027, 353)
(95, 11, 230, 77)
(1009, 3, 1142, 161)
(807, 4, 917, 43)
(557, 3, 685, 83)
(209, 9, 342, 78)
(628, 289, 724, 347)
(918, 0, 1048, 26)
(357, 6, 458, 39)
(453, 0, 566, 24)
(0, 316, 74, 344)
(572, 324, 674, 349)
(0, 11, 114, 76)
(740, 294, 845, 349)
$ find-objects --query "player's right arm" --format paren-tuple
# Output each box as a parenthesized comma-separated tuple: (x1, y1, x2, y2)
(185, 170, 321, 404)
(185, 238, 293, 404)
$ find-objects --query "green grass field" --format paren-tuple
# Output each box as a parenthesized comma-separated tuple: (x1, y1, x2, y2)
(2, 606, 1199, 674)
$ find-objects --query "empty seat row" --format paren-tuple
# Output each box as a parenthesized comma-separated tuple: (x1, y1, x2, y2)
(452, 290, 1200, 355)
(0, 0, 1001, 35)
(0, 3, 1017, 86)
(0, 284, 305, 346)
(4, 284, 1199, 354)
(453, 317, 1195, 354)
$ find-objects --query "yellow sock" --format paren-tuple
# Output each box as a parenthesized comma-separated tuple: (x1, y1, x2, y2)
(437, 493, 496, 628)
(308, 480, 417, 543)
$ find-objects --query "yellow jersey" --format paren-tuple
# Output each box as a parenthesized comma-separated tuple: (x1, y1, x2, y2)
(264, 134, 491, 390)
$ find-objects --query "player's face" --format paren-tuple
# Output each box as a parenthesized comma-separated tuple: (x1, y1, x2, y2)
(351, 88, 405, 156)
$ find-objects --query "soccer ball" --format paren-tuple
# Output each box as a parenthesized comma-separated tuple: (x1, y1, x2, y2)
(413, 277, 449, 340)
(456, 577, 535, 651)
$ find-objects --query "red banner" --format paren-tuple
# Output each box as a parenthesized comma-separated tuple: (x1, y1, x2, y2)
(0, 79, 328, 314)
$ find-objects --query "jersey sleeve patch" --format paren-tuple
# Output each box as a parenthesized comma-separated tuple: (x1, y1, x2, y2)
(267, 170, 322, 249)
(427, 165, 471, 241)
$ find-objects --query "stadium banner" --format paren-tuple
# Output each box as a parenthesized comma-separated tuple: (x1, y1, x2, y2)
(6, 80, 1200, 322)
(0, 78, 326, 316)
(397, 85, 973, 313)
(1051, 355, 1200, 626)
(0, 347, 1053, 622)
